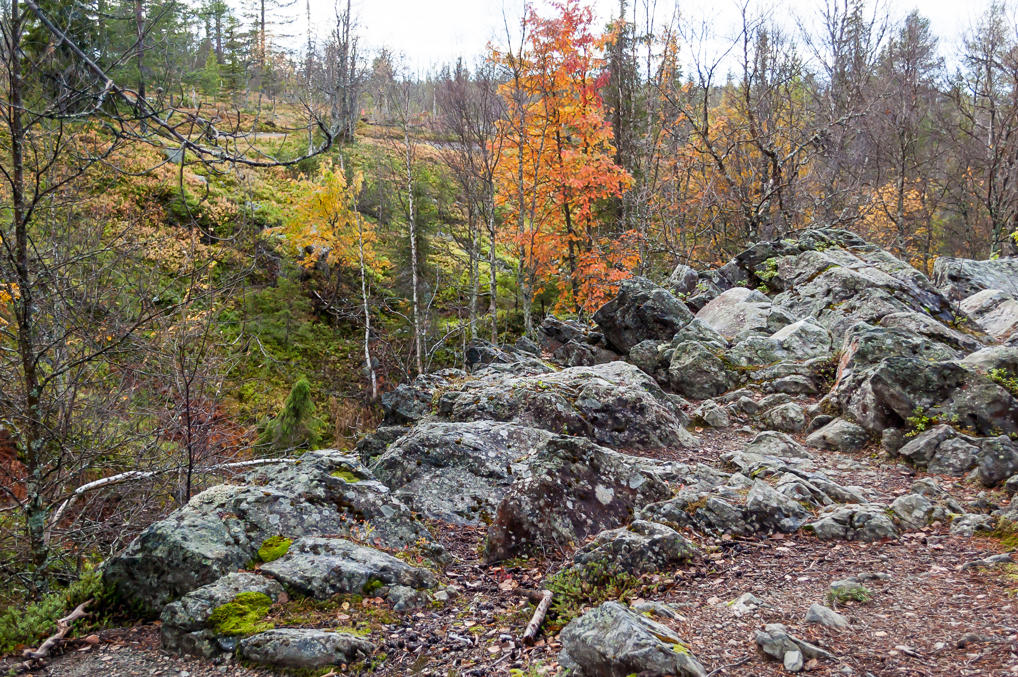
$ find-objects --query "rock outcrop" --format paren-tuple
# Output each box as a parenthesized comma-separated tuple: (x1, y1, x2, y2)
(99, 227, 1018, 674)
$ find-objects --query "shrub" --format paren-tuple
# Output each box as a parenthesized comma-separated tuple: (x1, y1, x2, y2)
(0, 569, 102, 655)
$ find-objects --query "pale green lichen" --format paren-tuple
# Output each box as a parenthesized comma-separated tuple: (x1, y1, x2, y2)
(207, 592, 274, 636)
(257, 536, 292, 563)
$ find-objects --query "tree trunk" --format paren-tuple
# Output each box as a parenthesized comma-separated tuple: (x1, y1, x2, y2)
(357, 215, 377, 399)
(405, 127, 424, 375)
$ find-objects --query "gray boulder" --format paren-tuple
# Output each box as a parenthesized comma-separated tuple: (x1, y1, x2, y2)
(769, 319, 833, 360)
(804, 603, 848, 630)
(695, 287, 791, 340)
(744, 431, 813, 459)
(806, 418, 869, 452)
(932, 255, 1018, 302)
(485, 436, 672, 560)
(959, 289, 1018, 342)
(381, 369, 467, 425)
(260, 537, 435, 601)
(103, 451, 436, 614)
(896, 425, 979, 474)
(805, 503, 899, 541)
(889, 493, 946, 529)
(559, 601, 706, 677)
(570, 520, 699, 577)
(593, 277, 693, 353)
(977, 436, 1018, 487)
(692, 400, 731, 428)
(668, 341, 738, 399)
(239, 628, 373, 669)
(756, 623, 834, 670)
(160, 573, 284, 658)
(667, 262, 700, 296)
(369, 421, 552, 524)
(759, 402, 807, 433)
(436, 361, 698, 450)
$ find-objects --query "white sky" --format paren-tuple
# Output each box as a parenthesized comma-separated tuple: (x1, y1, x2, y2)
(294, 0, 1007, 74)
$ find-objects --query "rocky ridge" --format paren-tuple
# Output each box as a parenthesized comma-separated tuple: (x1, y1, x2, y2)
(96, 229, 1018, 676)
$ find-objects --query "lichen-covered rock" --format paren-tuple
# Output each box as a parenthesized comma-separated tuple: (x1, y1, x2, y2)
(593, 277, 694, 353)
(769, 319, 833, 360)
(806, 418, 869, 452)
(959, 289, 1018, 342)
(380, 369, 467, 424)
(668, 341, 738, 399)
(260, 537, 435, 601)
(103, 451, 436, 614)
(804, 604, 848, 630)
(838, 357, 1018, 436)
(695, 287, 791, 340)
(559, 601, 706, 677)
(436, 361, 697, 450)
(238, 628, 374, 669)
(160, 573, 284, 658)
(878, 311, 985, 354)
(977, 436, 1018, 488)
(896, 425, 980, 474)
(369, 421, 552, 524)
(569, 520, 699, 577)
(464, 339, 554, 374)
(889, 493, 947, 529)
(744, 431, 813, 459)
(759, 402, 807, 433)
(932, 255, 1018, 302)
(755, 623, 834, 669)
(484, 436, 673, 560)
(667, 262, 700, 296)
(692, 400, 731, 428)
(805, 503, 899, 541)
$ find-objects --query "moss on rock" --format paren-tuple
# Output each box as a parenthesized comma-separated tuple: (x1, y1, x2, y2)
(258, 536, 293, 563)
(207, 592, 274, 636)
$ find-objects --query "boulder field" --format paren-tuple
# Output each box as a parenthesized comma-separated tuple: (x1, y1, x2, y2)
(101, 229, 1018, 675)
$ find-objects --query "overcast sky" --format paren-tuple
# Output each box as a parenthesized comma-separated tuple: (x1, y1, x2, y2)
(296, 0, 1008, 74)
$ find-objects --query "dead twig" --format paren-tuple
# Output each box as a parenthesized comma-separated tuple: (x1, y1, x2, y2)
(705, 655, 752, 676)
(521, 589, 553, 645)
(15, 599, 92, 672)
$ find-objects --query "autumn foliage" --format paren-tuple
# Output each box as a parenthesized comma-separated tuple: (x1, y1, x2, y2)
(492, 0, 634, 314)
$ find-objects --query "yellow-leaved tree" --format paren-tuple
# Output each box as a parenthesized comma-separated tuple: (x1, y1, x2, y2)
(273, 160, 387, 399)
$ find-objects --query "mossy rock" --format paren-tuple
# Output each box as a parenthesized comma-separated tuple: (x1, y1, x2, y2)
(258, 536, 293, 563)
(330, 469, 361, 482)
(207, 591, 274, 636)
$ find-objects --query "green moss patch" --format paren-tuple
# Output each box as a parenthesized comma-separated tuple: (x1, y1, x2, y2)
(207, 592, 274, 636)
(257, 536, 293, 563)
(330, 468, 361, 482)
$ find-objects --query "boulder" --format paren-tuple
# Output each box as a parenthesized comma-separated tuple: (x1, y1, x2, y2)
(569, 520, 699, 577)
(878, 311, 985, 354)
(769, 319, 833, 360)
(485, 436, 672, 560)
(889, 493, 946, 529)
(806, 418, 869, 452)
(744, 431, 812, 459)
(259, 537, 436, 601)
(977, 436, 1018, 488)
(381, 369, 466, 425)
(559, 601, 706, 677)
(960, 345, 1018, 376)
(369, 421, 552, 524)
(464, 340, 552, 374)
(804, 603, 848, 630)
(103, 451, 436, 615)
(160, 573, 284, 658)
(759, 402, 807, 433)
(238, 628, 373, 669)
(959, 289, 1018, 342)
(756, 623, 834, 670)
(837, 357, 1018, 436)
(805, 503, 899, 542)
(593, 277, 693, 353)
(668, 341, 738, 399)
(436, 361, 698, 450)
(895, 425, 980, 474)
(667, 262, 700, 296)
(932, 256, 1018, 302)
(692, 400, 731, 428)
(695, 288, 791, 340)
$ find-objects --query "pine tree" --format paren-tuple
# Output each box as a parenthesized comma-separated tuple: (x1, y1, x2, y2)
(257, 377, 324, 453)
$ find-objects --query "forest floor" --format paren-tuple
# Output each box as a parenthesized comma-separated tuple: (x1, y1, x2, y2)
(11, 429, 1018, 677)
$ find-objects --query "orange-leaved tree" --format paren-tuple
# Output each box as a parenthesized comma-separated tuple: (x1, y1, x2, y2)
(492, 0, 634, 322)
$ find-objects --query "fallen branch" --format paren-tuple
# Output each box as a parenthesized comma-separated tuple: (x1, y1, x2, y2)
(521, 589, 553, 645)
(16, 600, 92, 671)
(48, 458, 297, 531)
(705, 655, 752, 676)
